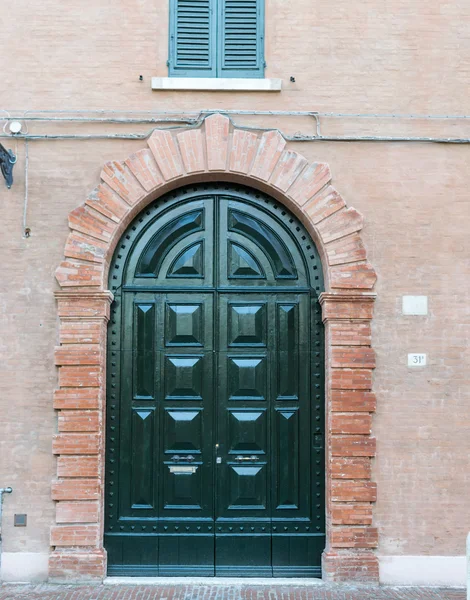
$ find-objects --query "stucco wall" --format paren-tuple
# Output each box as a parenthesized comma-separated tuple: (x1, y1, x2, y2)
(1, 0, 469, 585)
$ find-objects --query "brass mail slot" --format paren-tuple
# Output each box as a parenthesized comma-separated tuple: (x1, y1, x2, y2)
(169, 465, 198, 474)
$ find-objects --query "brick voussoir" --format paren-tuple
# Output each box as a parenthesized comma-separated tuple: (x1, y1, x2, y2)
(317, 207, 363, 244)
(288, 161, 331, 206)
(229, 129, 259, 174)
(326, 233, 367, 266)
(68, 205, 117, 243)
(177, 129, 206, 173)
(147, 129, 184, 181)
(86, 183, 130, 223)
(269, 149, 308, 192)
(55, 260, 103, 288)
(250, 129, 286, 181)
(100, 160, 146, 205)
(330, 262, 377, 290)
(125, 148, 164, 192)
(64, 231, 108, 264)
(303, 185, 346, 225)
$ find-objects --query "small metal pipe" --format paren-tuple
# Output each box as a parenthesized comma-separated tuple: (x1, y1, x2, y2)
(6, 116, 198, 125)
(1, 132, 470, 143)
(23, 141, 30, 238)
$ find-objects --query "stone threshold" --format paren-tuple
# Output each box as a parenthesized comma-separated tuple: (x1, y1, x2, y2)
(104, 577, 325, 586)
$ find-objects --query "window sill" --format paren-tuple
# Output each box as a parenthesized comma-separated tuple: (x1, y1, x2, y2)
(151, 77, 282, 92)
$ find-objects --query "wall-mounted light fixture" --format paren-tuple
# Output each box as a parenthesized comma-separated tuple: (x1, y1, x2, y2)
(0, 143, 16, 189)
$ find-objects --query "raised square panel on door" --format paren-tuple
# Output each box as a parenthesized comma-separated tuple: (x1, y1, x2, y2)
(227, 356, 267, 402)
(228, 303, 267, 347)
(164, 408, 203, 456)
(165, 303, 204, 347)
(160, 293, 213, 351)
(228, 408, 266, 456)
(164, 355, 204, 401)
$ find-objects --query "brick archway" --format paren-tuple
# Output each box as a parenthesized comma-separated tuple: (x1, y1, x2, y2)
(51, 113, 378, 582)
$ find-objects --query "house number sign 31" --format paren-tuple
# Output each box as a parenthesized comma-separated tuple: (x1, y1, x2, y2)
(408, 353, 427, 367)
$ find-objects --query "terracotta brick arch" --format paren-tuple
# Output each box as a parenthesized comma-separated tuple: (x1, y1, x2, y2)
(51, 113, 378, 583)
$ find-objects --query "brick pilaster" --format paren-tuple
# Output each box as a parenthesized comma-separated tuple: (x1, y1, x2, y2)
(320, 292, 379, 583)
(49, 291, 112, 581)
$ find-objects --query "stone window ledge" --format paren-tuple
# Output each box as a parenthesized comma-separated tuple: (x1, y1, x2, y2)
(151, 77, 282, 92)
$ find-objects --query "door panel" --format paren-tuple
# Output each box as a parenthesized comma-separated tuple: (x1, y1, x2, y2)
(105, 187, 325, 577)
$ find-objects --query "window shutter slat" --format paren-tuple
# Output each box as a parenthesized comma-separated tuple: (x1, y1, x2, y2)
(169, 0, 217, 77)
(218, 0, 264, 77)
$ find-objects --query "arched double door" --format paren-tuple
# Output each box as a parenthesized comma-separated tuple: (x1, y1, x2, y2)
(105, 184, 325, 577)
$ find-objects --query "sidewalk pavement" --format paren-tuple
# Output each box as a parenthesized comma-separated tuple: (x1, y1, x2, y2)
(0, 583, 465, 600)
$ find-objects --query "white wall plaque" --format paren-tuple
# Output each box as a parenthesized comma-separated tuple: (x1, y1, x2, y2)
(408, 353, 427, 367)
(402, 296, 428, 315)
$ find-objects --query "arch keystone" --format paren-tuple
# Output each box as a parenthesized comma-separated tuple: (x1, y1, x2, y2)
(205, 113, 230, 171)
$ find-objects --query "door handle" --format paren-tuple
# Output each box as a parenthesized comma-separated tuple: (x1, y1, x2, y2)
(171, 455, 195, 462)
(234, 455, 259, 462)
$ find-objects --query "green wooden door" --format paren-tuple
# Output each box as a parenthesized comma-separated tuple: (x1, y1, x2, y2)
(105, 184, 325, 577)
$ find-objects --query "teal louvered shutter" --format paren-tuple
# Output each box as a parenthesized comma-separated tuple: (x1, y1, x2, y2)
(218, 0, 264, 78)
(169, 0, 217, 77)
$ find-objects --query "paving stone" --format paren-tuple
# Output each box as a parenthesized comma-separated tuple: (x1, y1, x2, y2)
(0, 584, 465, 600)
